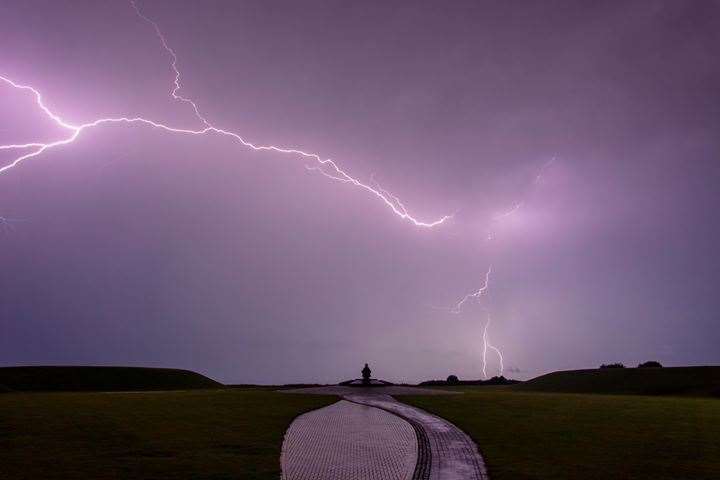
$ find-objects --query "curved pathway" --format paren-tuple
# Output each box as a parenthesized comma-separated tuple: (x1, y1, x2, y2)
(281, 400, 417, 480)
(346, 394, 488, 480)
(281, 387, 488, 480)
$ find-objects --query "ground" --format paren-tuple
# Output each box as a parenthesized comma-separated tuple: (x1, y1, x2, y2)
(1, 386, 718, 479)
(404, 386, 720, 480)
(0, 389, 334, 480)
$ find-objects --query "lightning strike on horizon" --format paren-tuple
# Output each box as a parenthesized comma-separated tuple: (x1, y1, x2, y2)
(0, 3, 452, 229)
(452, 264, 503, 378)
(453, 158, 556, 378)
(482, 314, 504, 379)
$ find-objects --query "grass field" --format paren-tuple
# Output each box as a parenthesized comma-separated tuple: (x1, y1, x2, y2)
(0, 389, 335, 480)
(405, 387, 720, 480)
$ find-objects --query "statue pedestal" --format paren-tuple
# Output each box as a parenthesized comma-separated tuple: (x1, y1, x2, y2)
(338, 378, 394, 387)
(339, 363, 394, 387)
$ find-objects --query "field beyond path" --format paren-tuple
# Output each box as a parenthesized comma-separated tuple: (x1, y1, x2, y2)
(0, 389, 335, 480)
(405, 387, 720, 480)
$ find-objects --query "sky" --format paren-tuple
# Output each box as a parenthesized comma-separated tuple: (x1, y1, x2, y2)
(0, 0, 718, 384)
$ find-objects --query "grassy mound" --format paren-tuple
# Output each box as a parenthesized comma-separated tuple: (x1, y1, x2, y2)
(0, 366, 222, 392)
(520, 366, 720, 396)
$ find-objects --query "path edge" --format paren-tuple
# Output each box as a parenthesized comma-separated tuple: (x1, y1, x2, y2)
(344, 397, 432, 480)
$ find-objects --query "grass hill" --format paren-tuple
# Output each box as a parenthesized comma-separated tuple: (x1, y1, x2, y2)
(519, 366, 720, 397)
(0, 366, 222, 392)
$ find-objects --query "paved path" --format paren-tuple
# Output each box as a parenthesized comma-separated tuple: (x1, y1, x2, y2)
(281, 388, 488, 480)
(281, 400, 417, 480)
(346, 394, 488, 480)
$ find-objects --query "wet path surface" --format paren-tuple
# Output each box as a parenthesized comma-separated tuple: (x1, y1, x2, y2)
(346, 394, 488, 480)
(281, 399, 417, 480)
(281, 388, 488, 480)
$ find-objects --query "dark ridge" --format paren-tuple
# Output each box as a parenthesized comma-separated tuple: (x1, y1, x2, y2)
(0, 366, 222, 392)
(419, 376, 521, 386)
(519, 366, 720, 397)
(226, 383, 330, 390)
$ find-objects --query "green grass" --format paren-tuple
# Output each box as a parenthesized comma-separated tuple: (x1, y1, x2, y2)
(519, 366, 720, 397)
(0, 389, 335, 480)
(405, 388, 720, 480)
(0, 366, 223, 392)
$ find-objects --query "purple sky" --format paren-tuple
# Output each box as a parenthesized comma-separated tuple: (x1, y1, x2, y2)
(1, 0, 718, 384)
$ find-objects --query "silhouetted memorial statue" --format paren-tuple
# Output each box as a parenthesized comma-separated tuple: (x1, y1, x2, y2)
(338, 363, 394, 387)
(361, 363, 372, 385)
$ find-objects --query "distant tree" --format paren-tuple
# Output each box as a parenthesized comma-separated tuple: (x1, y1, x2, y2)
(486, 376, 508, 385)
(600, 363, 625, 369)
(638, 360, 662, 368)
(446, 375, 459, 385)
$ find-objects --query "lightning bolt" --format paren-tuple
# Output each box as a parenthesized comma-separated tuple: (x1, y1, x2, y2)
(1, 1, 556, 382)
(130, 0, 211, 128)
(452, 264, 503, 378)
(533, 157, 555, 185)
(482, 314, 504, 379)
(491, 157, 554, 222)
(493, 202, 523, 221)
(0, 216, 24, 233)
(453, 158, 556, 378)
(0, 1, 452, 229)
(452, 264, 492, 314)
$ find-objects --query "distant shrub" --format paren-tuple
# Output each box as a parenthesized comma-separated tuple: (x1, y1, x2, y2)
(418, 375, 520, 387)
(638, 361, 663, 368)
(485, 376, 511, 385)
(600, 363, 625, 369)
